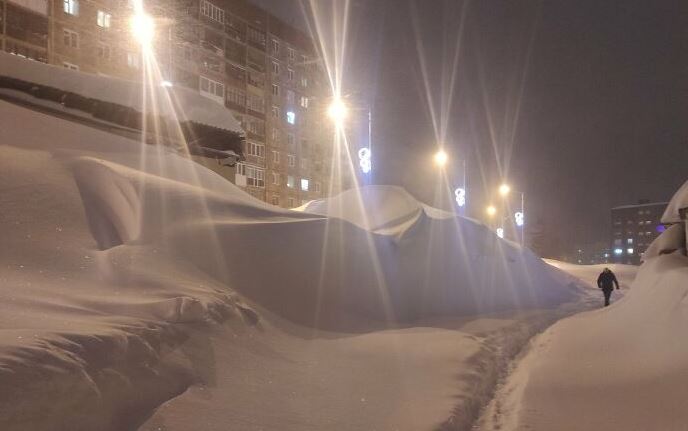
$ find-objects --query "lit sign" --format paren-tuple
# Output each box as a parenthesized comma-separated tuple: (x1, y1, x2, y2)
(515, 211, 524, 227)
(454, 187, 466, 207)
(496, 227, 504, 238)
(358, 147, 371, 174)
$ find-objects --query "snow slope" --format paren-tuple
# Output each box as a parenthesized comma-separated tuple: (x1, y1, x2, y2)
(479, 250, 688, 430)
(0, 96, 583, 431)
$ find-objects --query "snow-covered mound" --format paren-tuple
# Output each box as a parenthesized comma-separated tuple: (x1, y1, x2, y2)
(661, 178, 688, 223)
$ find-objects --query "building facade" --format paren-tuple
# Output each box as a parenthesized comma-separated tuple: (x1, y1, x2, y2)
(611, 200, 668, 265)
(1, 0, 337, 208)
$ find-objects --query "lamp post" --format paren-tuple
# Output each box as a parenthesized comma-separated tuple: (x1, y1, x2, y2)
(498, 183, 525, 247)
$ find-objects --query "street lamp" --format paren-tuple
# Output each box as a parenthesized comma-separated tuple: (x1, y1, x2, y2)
(327, 98, 349, 126)
(130, 11, 155, 49)
(433, 150, 448, 168)
(486, 205, 497, 217)
(497, 183, 525, 247)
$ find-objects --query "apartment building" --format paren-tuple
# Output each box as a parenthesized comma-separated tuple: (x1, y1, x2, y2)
(610, 200, 668, 264)
(1, 0, 335, 207)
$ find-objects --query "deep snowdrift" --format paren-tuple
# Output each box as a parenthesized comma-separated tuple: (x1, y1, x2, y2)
(0, 96, 581, 431)
(479, 225, 688, 428)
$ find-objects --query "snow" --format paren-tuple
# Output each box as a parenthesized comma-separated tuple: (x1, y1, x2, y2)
(0, 52, 243, 133)
(662, 179, 688, 223)
(477, 239, 688, 430)
(0, 97, 585, 430)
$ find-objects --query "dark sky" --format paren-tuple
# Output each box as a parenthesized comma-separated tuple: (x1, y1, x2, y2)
(255, 0, 688, 256)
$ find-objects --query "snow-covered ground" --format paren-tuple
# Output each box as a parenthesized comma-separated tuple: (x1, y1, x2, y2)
(0, 94, 593, 430)
(478, 254, 688, 430)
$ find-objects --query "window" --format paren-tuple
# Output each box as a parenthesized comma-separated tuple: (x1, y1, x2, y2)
(272, 61, 279, 75)
(288, 197, 295, 207)
(301, 158, 308, 169)
(287, 68, 294, 81)
(271, 105, 280, 119)
(271, 172, 280, 185)
(286, 90, 295, 104)
(63, 62, 79, 70)
(247, 142, 265, 158)
(245, 118, 265, 136)
(288, 47, 295, 60)
(271, 128, 280, 144)
(63, 29, 78, 48)
(300, 96, 309, 108)
(271, 195, 280, 206)
(63, 0, 78, 15)
(226, 87, 246, 107)
(272, 39, 280, 54)
(272, 151, 280, 164)
(300, 178, 309, 191)
(287, 175, 295, 188)
(287, 134, 295, 146)
(247, 93, 265, 113)
(314, 182, 322, 193)
(127, 52, 139, 69)
(247, 27, 265, 47)
(627, 248, 634, 255)
(96, 43, 111, 60)
(301, 76, 308, 87)
(286, 111, 296, 125)
(200, 76, 225, 104)
(287, 154, 296, 167)
(613, 248, 623, 255)
(627, 238, 633, 244)
(200, 0, 224, 23)
(97, 10, 111, 28)
(236, 163, 265, 187)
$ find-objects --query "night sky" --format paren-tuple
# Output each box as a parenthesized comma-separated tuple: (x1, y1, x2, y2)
(255, 0, 688, 257)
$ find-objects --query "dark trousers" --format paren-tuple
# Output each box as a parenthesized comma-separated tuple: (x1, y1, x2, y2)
(602, 287, 613, 306)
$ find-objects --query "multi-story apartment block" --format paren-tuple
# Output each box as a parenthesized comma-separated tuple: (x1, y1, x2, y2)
(1, 0, 335, 208)
(611, 200, 668, 265)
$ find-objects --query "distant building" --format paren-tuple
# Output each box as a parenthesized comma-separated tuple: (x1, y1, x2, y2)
(0, 0, 350, 208)
(611, 200, 668, 264)
(569, 242, 611, 265)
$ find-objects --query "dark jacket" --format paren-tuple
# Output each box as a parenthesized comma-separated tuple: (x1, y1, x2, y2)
(597, 270, 619, 290)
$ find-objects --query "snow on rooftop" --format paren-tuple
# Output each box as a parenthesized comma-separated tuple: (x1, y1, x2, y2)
(662, 179, 688, 223)
(0, 52, 243, 134)
(611, 201, 669, 211)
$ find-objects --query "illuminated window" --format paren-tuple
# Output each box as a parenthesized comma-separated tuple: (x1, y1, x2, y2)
(63, 0, 78, 15)
(96, 10, 111, 27)
(614, 248, 623, 255)
(286, 111, 296, 125)
(627, 238, 633, 244)
(627, 248, 634, 255)
(301, 178, 309, 191)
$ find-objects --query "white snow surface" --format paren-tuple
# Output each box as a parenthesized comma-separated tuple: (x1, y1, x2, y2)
(0, 52, 243, 133)
(479, 242, 688, 430)
(0, 98, 585, 431)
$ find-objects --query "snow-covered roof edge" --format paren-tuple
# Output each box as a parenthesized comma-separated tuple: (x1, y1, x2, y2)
(611, 202, 669, 211)
(661, 179, 688, 224)
(0, 52, 243, 134)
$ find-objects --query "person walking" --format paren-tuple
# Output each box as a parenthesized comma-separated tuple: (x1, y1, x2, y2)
(597, 267, 620, 306)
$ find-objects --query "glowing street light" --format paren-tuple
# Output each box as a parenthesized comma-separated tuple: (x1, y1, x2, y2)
(486, 205, 497, 217)
(327, 98, 349, 126)
(498, 183, 511, 197)
(433, 150, 448, 168)
(130, 11, 155, 49)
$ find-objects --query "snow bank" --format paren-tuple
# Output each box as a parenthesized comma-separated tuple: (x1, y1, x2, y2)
(0, 52, 242, 133)
(661, 179, 688, 223)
